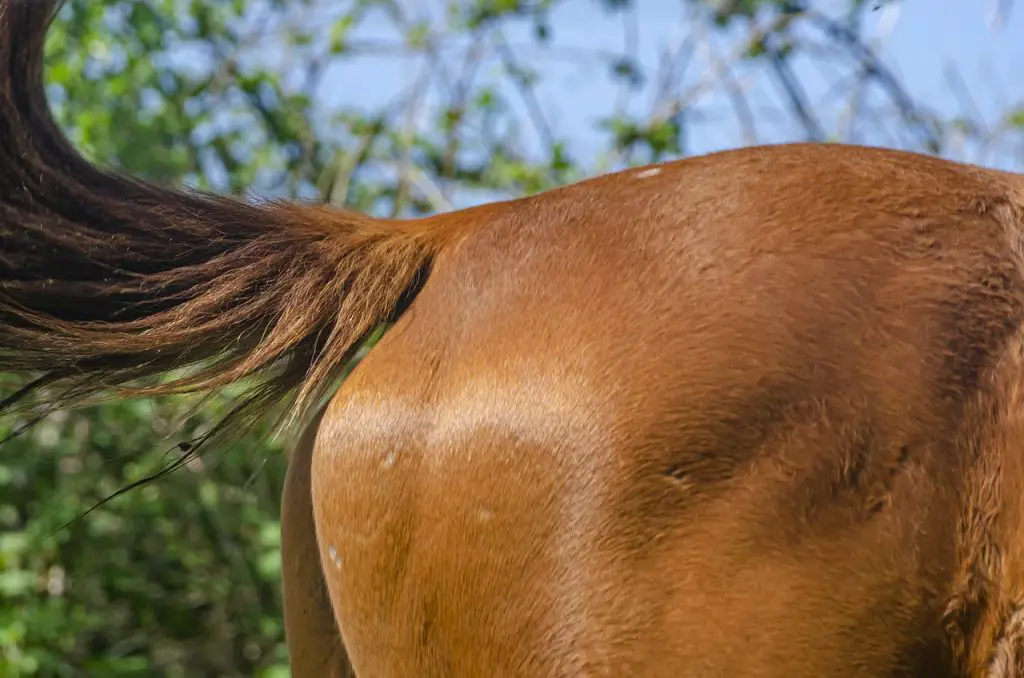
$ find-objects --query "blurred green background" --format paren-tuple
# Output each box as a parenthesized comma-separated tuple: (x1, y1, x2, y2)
(2, 0, 1023, 676)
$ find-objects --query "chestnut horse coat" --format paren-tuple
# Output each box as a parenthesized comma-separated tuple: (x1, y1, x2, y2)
(3, 1, 1024, 676)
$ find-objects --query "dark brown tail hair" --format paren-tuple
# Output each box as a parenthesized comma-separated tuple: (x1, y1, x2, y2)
(0, 0, 449, 449)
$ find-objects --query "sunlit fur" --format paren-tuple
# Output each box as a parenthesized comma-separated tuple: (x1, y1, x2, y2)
(5, 1, 1024, 676)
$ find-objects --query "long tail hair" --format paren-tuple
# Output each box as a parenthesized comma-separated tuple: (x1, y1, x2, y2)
(0, 0, 451, 450)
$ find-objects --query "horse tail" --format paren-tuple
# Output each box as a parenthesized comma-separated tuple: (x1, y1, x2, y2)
(0, 0, 457, 446)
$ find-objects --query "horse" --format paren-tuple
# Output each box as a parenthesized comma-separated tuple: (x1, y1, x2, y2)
(4, 1, 1024, 676)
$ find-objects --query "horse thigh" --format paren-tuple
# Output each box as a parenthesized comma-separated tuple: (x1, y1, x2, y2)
(281, 405, 355, 678)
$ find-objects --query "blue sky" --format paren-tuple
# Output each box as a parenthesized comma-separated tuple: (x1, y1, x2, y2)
(210, 0, 1024, 209)
(305, 0, 1023, 175)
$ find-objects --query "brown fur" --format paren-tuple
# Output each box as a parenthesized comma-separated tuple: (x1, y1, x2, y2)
(281, 404, 355, 677)
(7, 1, 1024, 676)
(0, 0, 452, 446)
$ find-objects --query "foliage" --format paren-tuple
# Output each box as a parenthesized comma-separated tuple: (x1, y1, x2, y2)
(2, 0, 1022, 675)
(2, 395, 289, 677)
